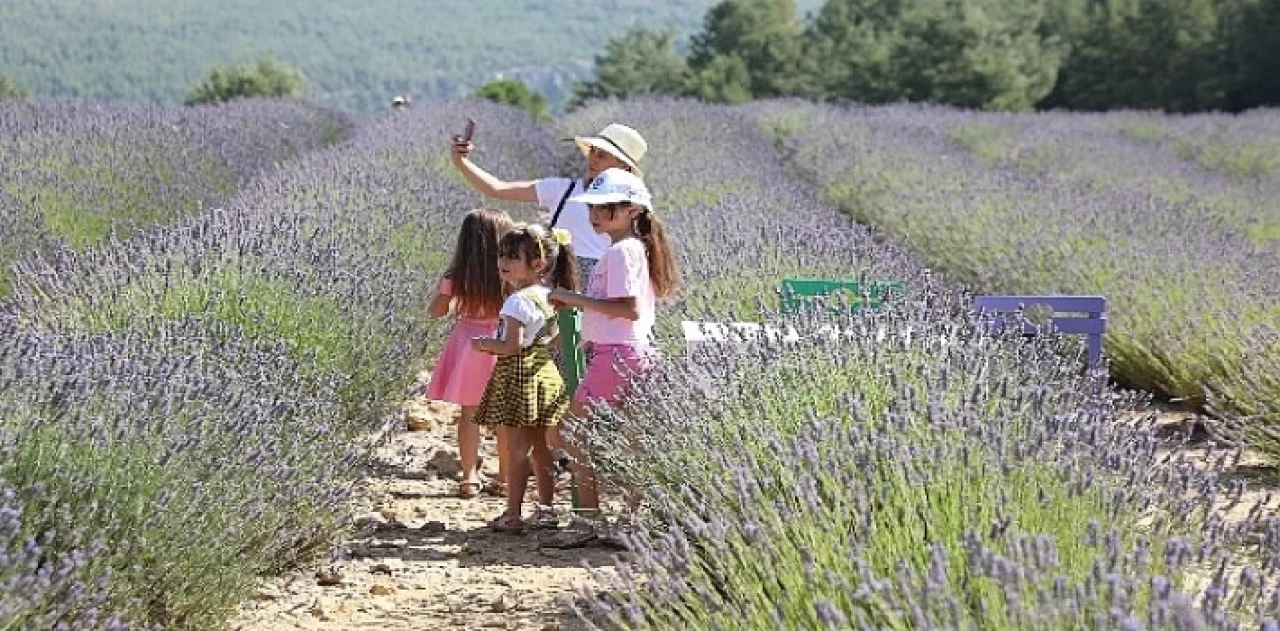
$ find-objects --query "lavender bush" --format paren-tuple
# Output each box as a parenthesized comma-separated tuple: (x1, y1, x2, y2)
(0, 316, 353, 628)
(558, 98, 1277, 629)
(753, 101, 1278, 434)
(0, 476, 124, 630)
(0, 98, 559, 628)
(0, 97, 354, 295)
(0, 190, 50, 296)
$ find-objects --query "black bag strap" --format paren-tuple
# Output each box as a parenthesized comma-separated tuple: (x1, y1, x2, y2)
(549, 179, 575, 228)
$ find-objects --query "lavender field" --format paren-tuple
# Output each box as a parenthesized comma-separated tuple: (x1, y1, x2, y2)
(0, 98, 555, 628)
(0, 98, 353, 296)
(757, 102, 1279, 433)
(0, 95, 1277, 629)
(565, 98, 1280, 629)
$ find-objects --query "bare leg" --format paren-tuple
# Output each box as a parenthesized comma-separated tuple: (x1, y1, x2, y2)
(494, 425, 509, 494)
(570, 396, 646, 516)
(564, 399, 600, 514)
(576, 400, 643, 514)
(504, 428, 533, 519)
(622, 417, 643, 513)
(457, 406, 481, 496)
(527, 427, 555, 507)
(547, 425, 567, 454)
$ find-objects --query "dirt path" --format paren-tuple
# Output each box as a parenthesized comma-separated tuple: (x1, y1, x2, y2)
(230, 377, 622, 631)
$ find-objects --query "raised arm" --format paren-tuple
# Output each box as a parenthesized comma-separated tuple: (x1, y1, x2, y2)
(449, 137, 539, 204)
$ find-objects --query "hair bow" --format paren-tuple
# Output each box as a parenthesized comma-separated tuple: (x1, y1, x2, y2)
(551, 228, 571, 246)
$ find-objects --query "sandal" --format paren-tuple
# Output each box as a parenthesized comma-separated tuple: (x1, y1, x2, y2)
(458, 480, 482, 499)
(482, 479, 507, 498)
(488, 512, 525, 533)
(541, 513, 602, 549)
(526, 505, 560, 530)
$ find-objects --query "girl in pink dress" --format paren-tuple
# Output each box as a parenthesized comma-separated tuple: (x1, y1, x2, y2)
(425, 208, 514, 499)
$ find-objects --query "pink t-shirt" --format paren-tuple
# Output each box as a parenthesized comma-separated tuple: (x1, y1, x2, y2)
(581, 237, 655, 346)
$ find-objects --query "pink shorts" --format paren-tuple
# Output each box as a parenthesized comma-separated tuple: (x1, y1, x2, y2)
(574, 343, 658, 406)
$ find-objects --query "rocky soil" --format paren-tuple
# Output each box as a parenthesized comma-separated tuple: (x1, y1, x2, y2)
(229, 384, 626, 631)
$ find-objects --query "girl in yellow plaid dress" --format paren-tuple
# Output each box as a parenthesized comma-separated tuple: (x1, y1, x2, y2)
(471, 224, 579, 532)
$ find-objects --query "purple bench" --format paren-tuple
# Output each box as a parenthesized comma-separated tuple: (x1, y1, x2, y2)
(973, 295, 1107, 369)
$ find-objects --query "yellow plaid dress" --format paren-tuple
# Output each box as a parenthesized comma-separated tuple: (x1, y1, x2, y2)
(474, 288, 568, 428)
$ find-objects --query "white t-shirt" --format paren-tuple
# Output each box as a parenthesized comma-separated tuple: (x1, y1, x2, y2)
(534, 177, 612, 260)
(496, 286, 555, 348)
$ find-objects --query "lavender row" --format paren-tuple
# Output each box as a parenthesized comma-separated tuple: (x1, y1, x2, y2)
(556, 98, 1276, 629)
(0, 316, 354, 629)
(939, 108, 1280, 252)
(1113, 108, 1280, 180)
(0, 99, 559, 628)
(0, 97, 355, 295)
(759, 101, 1278, 432)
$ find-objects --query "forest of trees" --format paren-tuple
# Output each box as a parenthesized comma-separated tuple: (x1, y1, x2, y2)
(573, 0, 1280, 113)
(0, 0, 812, 114)
(2, 0, 1274, 114)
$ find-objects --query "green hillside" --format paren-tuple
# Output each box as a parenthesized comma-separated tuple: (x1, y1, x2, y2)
(0, 0, 821, 114)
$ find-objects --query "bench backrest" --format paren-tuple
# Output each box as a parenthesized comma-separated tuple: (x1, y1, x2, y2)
(780, 278, 906, 315)
(973, 295, 1107, 368)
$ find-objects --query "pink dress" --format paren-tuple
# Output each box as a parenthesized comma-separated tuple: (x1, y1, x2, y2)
(425, 278, 501, 407)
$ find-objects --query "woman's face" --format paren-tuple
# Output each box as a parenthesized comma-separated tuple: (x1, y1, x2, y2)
(585, 146, 631, 179)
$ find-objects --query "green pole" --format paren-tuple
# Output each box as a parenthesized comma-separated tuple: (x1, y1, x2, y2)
(557, 308, 585, 509)
(559, 308, 585, 394)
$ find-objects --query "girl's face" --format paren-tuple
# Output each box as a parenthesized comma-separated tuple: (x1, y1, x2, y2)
(498, 251, 544, 287)
(589, 202, 641, 239)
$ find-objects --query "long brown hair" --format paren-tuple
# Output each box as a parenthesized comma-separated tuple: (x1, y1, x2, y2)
(634, 209, 678, 299)
(445, 208, 514, 317)
(497, 223, 579, 292)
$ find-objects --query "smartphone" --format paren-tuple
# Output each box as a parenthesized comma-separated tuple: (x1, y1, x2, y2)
(462, 118, 476, 142)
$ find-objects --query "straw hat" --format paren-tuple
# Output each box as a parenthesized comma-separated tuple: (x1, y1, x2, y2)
(574, 123, 648, 174)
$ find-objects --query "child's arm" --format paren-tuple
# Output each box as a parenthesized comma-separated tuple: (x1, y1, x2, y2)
(425, 278, 452, 319)
(549, 290, 640, 321)
(473, 316, 525, 356)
